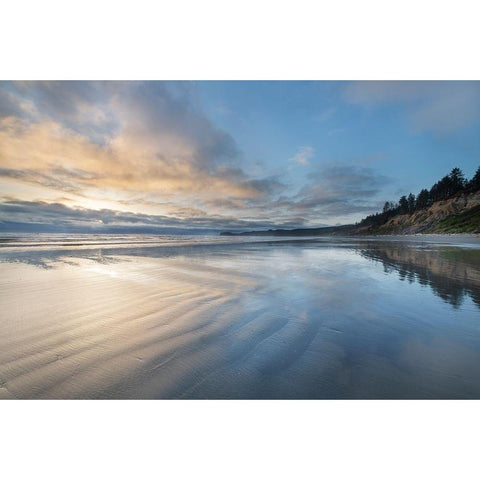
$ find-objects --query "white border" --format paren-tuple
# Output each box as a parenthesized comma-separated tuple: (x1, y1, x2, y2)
(1, 1, 479, 478)
(2, 0, 480, 80)
(2, 400, 479, 479)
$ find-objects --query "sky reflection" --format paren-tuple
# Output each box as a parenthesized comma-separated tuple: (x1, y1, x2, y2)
(1, 236, 480, 398)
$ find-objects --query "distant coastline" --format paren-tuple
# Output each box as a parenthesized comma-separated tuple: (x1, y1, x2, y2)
(220, 224, 355, 237)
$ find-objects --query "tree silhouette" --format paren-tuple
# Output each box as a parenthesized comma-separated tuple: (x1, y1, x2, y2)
(468, 166, 480, 192)
(359, 164, 479, 228)
(383, 201, 393, 213)
(407, 193, 416, 214)
(449, 167, 466, 195)
(416, 189, 430, 209)
(398, 195, 409, 214)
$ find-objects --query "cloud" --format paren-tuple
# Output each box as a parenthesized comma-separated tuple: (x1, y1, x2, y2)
(0, 82, 280, 206)
(1, 81, 117, 143)
(343, 81, 480, 134)
(273, 164, 390, 221)
(313, 107, 336, 123)
(0, 87, 25, 118)
(0, 82, 395, 230)
(289, 146, 314, 165)
(0, 166, 84, 194)
(306, 164, 389, 198)
(0, 198, 309, 232)
(327, 128, 344, 137)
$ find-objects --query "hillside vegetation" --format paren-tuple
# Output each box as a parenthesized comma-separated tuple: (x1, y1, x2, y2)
(221, 166, 480, 237)
(355, 166, 480, 234)
(434, 204, 480, 233)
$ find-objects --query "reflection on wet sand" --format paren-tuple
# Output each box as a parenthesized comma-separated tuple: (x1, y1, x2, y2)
(359, 243, 480, 308)
(1, 235, 480, 399)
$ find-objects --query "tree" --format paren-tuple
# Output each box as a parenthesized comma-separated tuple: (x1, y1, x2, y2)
(398, 195, 409, 214)
(430, 175, 453, 201)
(467, 166, 480, 192)
(416, 189, 430, 210)
(429, 181, 439, 202)
(449, 167, 466, 195)
(359, 164, 479, 227)
(407, 193, 416, 214)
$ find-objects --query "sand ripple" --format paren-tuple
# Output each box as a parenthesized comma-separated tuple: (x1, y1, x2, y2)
(2, 239, 480, 399)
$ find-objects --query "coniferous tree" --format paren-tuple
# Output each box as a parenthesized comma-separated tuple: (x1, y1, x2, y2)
(430, 175, 453, 201)
(449, 167, 466, 195)
(429, 181, 439, 202)
(398, 195, 409, 214)
(407, 193, 416, 214)
(467, 166, 480, 192)
(416, 189, 430, 209)
(359, 165, 480, 227)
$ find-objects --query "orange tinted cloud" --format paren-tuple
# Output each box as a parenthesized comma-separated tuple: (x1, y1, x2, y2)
(0, 83, 282, 221)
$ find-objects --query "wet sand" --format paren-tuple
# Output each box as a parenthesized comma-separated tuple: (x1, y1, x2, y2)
(1, 235, 480, 398)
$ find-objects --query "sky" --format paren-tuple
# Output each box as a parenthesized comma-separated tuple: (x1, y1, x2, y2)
(1, 81, 479, 233)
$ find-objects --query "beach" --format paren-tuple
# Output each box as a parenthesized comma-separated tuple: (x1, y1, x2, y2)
(1, 234, 480, 399)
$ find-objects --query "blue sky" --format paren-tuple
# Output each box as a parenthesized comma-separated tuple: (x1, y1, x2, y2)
(198, 81, 480, 195)
(0, 81, 479, 232)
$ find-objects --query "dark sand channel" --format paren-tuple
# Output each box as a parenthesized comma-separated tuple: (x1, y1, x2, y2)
(1, 235, 480, 399)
